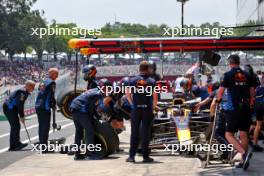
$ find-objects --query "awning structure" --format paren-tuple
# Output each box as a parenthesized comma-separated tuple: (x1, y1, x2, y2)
(69, 36, 264, 54)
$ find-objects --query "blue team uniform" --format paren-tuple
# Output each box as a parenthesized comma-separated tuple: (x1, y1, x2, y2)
(35, 78, 56, 144)
(70, 88, 103, 155)
(220, 67, 253, 133)
(3, 89, 29, 149)
(128, 74, 156, 160)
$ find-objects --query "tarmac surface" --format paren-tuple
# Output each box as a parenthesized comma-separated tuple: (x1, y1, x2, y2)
(0, 115, 264, 176)
(0, 113, 74, 170)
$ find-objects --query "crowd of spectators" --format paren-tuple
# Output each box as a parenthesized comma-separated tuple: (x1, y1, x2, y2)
(0, 60, 46, 86)
(0, 58, 86, 90)
(0, 54, 263, 89)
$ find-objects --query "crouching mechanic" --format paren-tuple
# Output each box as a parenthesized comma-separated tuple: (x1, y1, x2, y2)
(70, 78, 111, 160)
(3, 80, 35, 151)
(35, 68, 59, 147)
(126, 61, 158, 163)
(216, 55, 254, 170)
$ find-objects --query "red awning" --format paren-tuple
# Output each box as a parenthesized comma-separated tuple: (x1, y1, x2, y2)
(69, 36, 264, 54)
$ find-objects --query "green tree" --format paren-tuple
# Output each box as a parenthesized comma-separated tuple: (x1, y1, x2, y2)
(0, 0, 38, 59)
(22, 11, 47, 60)
(233, 20, 261, 36)
(45, 22, 77, 62)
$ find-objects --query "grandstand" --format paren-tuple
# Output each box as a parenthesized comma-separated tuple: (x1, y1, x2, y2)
(1, 52, 264, 88)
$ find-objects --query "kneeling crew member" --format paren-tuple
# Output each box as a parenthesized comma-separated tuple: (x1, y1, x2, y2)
(126, 61, 158, 163)
(35, 68, 59, 146)
(70, 79, 111, 160)
(3, 80, 35, 151)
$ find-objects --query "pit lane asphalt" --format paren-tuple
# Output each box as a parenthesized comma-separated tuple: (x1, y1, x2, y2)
(0, 113, 75, 170)
(1, 120, 264, 176)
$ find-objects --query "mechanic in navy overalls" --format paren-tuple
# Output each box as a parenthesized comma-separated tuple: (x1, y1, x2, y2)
(70, 78, 111, 160)
(35, 68, 59, 146)
(3, 80, 36, 151)
(126, 61, 158, 163)
(82, 64, 98, 90)
(216, 55, 254, 170)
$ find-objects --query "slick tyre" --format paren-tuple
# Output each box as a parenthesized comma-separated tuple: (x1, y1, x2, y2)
(84, 121, 119, 158)
(57, 88, 84, 119)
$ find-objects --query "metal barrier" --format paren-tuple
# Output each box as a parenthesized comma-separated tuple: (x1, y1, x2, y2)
(0, 72, 74, 120)
(0, 90, 9, 120)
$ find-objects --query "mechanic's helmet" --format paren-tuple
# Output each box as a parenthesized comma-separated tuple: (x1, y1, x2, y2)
(98, 78, 112, 87)
(82, 64, 97, 81)
(148, 60, 157, 73)
(98, 78, 113, 96)
(180, 78, 190, 90)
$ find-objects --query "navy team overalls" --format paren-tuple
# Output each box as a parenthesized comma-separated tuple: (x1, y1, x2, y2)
(3, 89, 29, 149)
(35, 78, 56, 144)
(129, 74, 156, 159)
(221, 67, 252, 133)
(87, 78, 98, 90)
(70, 88, 103, 154)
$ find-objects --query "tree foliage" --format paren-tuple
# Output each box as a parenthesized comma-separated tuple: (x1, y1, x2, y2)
(1, 1, 262, 60)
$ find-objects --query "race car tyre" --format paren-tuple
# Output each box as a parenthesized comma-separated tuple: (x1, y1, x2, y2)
(57, 87, 84, 119)
(92, 121, 120, 158)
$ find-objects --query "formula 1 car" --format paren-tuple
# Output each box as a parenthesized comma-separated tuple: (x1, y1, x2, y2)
(149, 96, 212, 152)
